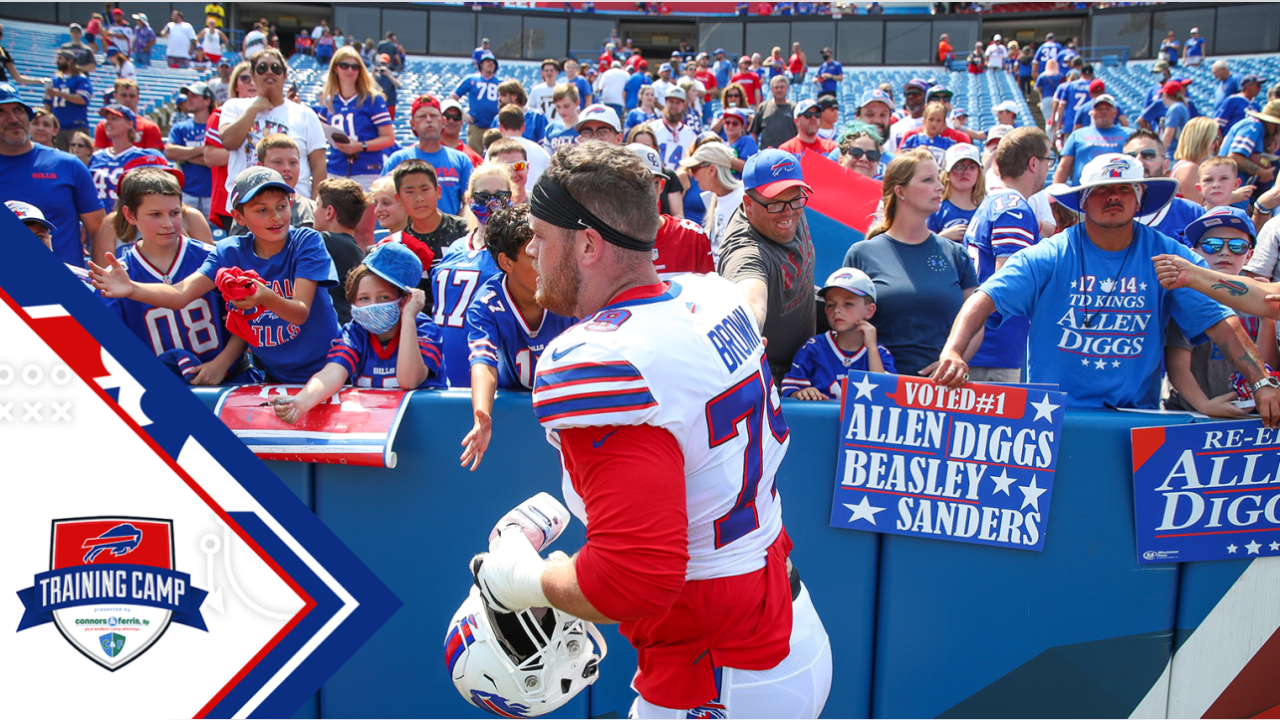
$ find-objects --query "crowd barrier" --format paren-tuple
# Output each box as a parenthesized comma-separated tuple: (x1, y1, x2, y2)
(191, 389, 1257, 719)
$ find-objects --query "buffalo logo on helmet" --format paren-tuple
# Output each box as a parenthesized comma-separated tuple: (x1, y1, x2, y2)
(469, 689, 533, 718)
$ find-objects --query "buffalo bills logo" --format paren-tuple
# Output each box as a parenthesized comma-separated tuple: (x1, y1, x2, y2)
(468, 689, 532, 718)
(81, 523, 143, 563)
(1101, 158, 1131, 179)
(688, 703, 728, 719)
(770, 159, 795, 176)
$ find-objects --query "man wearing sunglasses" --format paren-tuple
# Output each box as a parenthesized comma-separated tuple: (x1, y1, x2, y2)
(1125, 129, 1206, 247)
(216, 48, 327, 214)
(885, 78, 929, 153)
(439, 98, 484, 167)
(778, 99, 837, 157)
(717, 149, 816, 382)
(933, 153, 1280, 428)
(495, 104, 550, 193)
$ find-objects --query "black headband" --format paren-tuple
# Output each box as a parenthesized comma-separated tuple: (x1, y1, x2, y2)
(529, 174, 654, 252)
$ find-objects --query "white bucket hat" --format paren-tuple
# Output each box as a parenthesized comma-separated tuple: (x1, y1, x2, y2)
(1047, 153, 1178, 215)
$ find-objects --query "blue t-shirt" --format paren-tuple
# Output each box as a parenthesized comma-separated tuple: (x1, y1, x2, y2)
(729, 135, 760, 175)
(625, 108, 657, 132)
(567, 76, 593, 108)
(1221, 117, 1264, 168)
(1034, 72, 1063, 101)
(712, 59, 734, 89)
(315, 93, 393, 176)
(815, 60, 843, 95)
(1140, 197, 1206, 247)
(781, 332, 896, 398)
(625, 72, 650, 110)
(454, 73, 503, 128)
(196, 227, 341, 383)
(964, 187, 1041, 369)
(0, 144, 102, 266)
(1186, 36, 1205, 58)
(1139, 96, 1201, 130)
(1214, 94, 1262, 135)
(1056, 48, 1080, 67)
(928, 199, 976, 237)
(1061, 124, 1132, 184)
(489, 109, 550, 144)
(980, 222, 1232, 408)
(325, 314, 445, 388)
(542, 120, 580, 153)
(899, 132, 955, 166)
(168, 118, 212, 197)
(47, 74, 92, 129)
(466, 274, 576, 390)
(431, 236, 501, 387)
(381, 145, 473, 216)
(1073, 99, 1129, 128)
(1216, 75, 1241, 110)
(88, 147, 166, 214)
(1034, 42, 1062, 69)
(1160, 101, 1190, 159)
(106, 238, 228, 364)
(1060, 79, 1093, 133)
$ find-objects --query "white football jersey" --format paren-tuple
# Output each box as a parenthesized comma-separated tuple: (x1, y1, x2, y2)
(532, 274, 789, 581)
(647, 119, 698, 170)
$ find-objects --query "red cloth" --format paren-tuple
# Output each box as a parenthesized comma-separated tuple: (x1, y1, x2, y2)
(788, 52, 804, 75)
(730, 71, 763, 105)
(653, 214, 714, 277)
(938, 41, 954, 64)
(376, 232, 435, 273)
(598, 51, 614, 74)
(449, 140, 484, 167)
(696, 68, 717, 91)
(206, 108, 231, 226)
(779, 136, 839, 156)
(561, 422, 792, 710)
(93, 116, 165, 151)
(215, 267, 265, 346)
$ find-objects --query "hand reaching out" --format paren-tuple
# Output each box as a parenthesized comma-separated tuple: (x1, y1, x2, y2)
(87, 253, 134, 298)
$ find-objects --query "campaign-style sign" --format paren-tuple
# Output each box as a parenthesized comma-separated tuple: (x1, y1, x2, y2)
(830, 372, 1067, 551)
(1132, 419, 1280, 564)
(216, 385, 416, 468)
(0, 210, 400, 718)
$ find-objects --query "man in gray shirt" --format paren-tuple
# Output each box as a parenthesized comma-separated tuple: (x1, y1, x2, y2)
(749, 75, 797, 149)
(717, 149, 816, 383)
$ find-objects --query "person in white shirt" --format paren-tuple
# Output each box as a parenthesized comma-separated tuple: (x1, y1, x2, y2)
(652, 63, 675, 105)
(984, 34, 1008, 73)
(210, 48, 327, 212)
(161, 10, 198, 69)
(597, 61, 630, 118)
(647, 86, 697, 171)
(198, 18, 229, 63)
(495, 104, 551, 193)
(529, 59, 561, 119)
(243, 23, 267, 57)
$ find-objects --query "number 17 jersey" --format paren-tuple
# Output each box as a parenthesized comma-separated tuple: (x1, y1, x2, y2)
(431, 233, 500, 387)
(532, 273, 790, 581)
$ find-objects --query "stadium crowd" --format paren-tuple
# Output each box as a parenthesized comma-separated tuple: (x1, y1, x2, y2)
(5, 14, 1280, 462)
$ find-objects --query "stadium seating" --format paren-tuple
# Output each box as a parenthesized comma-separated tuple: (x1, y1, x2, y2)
(1094, 55, 1280, 125)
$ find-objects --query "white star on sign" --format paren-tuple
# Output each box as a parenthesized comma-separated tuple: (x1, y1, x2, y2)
(851, 374, 878, 400)
(843, 497, 887, 525)
(1030, 394, 1059, 423)
(1227, 543, 1239, 554)
(1271, 541, 1280, 552)
(990, 468, 1017, 496)
(1095, 358, 1107, 369)
(1246, 540, 1262, 555)
(1019, 475, 1047, 512)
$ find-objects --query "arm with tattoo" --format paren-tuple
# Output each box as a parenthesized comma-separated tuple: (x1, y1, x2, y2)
(1153, 253, 1280, 319)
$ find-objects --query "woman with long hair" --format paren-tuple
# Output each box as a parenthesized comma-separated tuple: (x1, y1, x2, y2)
(624, 84, 658, 132)
(1172, 116, 1221, 204)
(843, 149, 982, 377)
(930, 144, 986, 242)
(68, 131, 94, 166)
(316, 45, 395, 190)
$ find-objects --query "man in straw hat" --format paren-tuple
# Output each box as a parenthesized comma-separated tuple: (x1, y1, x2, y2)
(929, 152, 1280, 425)
(1219, 98, 1280, 186)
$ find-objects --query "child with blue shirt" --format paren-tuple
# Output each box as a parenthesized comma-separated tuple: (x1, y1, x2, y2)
(89, 166, 341, 384)
(460, 205, 576, 469)
(899, 102, 956, 167)
(273, 243, 446, 423)
(782, 268, 895, 401)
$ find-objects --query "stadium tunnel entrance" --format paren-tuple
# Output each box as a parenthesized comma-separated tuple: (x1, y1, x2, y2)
(980, 17, 1087, 50)
(617, 20, 697, 62)
(229, 2, 333, 57)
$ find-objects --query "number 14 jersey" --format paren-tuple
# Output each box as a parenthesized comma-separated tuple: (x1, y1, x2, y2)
(532, 273, 789, 580)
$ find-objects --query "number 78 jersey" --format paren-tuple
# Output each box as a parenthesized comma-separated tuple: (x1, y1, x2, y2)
(532, 273, 790, 581)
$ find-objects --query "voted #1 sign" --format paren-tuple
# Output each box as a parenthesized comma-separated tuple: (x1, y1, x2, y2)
(830, 372, 1066, 551)
(1132, 419, 1280, 563)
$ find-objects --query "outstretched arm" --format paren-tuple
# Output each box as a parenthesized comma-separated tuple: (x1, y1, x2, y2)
(89, 253, 217, 308)
(931, 289, 997, 387)
(1153, 253, 1280, 319)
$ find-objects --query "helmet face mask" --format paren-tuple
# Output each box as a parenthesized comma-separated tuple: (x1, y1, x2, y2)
(447, 586, 606, 716)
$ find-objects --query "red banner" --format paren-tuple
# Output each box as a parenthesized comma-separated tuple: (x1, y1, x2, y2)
(215, 385, 416, 468)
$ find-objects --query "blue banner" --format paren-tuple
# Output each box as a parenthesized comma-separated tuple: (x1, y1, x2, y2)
(16, 565, 208, 632)
(830, 372, 1067, 551)
(1132, 419, 1280, 563)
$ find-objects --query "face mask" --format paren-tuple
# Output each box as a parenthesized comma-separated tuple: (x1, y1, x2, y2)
(822, 54, 830, 61)
(352, 299, 401, 334)
(470, 200, 493, 225)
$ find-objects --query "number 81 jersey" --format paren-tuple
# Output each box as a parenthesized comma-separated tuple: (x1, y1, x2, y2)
(105, 238, 227, 364)
(532, 273, 790, 581)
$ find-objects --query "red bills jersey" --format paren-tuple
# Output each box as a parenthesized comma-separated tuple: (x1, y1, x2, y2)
(653, 214, 715, 281)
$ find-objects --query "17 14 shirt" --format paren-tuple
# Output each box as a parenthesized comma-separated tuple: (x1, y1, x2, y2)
(47, 74, 93, 129)
(979, 222, 1232, 408)
(431, 235, 501, 387)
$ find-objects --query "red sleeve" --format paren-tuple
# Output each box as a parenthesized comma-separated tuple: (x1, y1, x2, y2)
(143, 121, 165, 151)
(559, 424, 689, 623)
(93, 121, 108, 149)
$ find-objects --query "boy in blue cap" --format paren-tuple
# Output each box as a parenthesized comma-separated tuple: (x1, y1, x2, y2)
(1162, 207, 1276, 416)
(274, 242, 446, 424)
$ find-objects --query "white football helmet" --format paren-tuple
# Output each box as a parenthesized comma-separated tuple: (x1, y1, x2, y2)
(445, 586, 607, 717)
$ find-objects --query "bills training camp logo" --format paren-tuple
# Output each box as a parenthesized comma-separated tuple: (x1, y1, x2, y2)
(16, 517, 208, 670)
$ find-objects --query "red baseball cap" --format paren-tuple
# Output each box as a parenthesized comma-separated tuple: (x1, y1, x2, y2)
(411, 94, 441, 119)
(111, 8, 123, 16)
(1089, 79, 1105, 93)
(121, 154, 185, 190)
(1162, 79, 1192, 95)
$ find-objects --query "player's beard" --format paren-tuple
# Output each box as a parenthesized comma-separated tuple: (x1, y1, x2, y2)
(535, 239, 581, 318)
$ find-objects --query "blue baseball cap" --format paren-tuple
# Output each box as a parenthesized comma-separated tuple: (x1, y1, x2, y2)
(0, 82, 35, 119)
(721, 107, 750, 123)
(948, 106, 968, 120)
(715, 48, 726, 55)
(158, 349, 203, 384)
(365, 241, 423, 293)
(478, 50, 498, 69)
(1185, 206, 1258, 248)
(905, 78, 930, 93)
(230, 166, 295, 207)
(99, 103, 137, 123)
(659, 63, 673, 74)
(857, 89, 893, 112)
(1242, 73, 1267, 87)
(743, 149, 812, 198)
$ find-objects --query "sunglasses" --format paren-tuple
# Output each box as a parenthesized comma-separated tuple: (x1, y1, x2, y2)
(502, 160, 529, 172)
(1125, 149, 1159, 160)
(237, 74, 252, 83)
(254, 62, 284, 76)
(843, 147, 881, 162)
(443, 113, 462, 122)
(723, 118, 743, 126)
(335, 62, 360, 71)
(473, 191, 512, 204)
(757, 194, 809, 213)
(69, 142, 90, 149)
(799, 110, 822, 119)
(1196, 237, 1252, 255)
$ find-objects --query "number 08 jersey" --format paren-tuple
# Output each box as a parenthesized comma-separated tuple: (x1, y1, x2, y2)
(533, 273, 790, 581)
